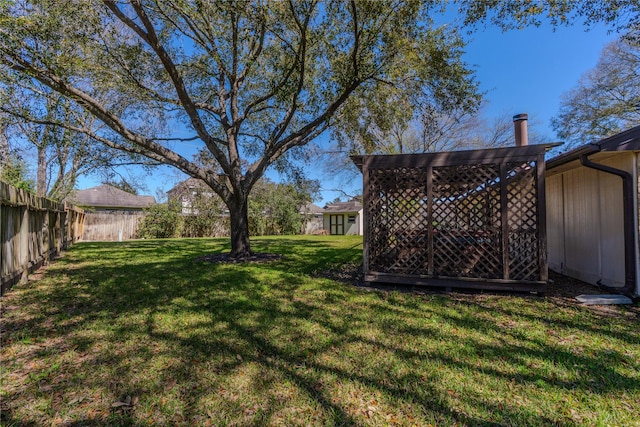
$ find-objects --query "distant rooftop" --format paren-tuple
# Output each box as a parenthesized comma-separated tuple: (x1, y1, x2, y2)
(166, 177, 210, 197)
(323, 200, 363, 213)
(73, 185, 156, 209)
(300, 203, 325, 215)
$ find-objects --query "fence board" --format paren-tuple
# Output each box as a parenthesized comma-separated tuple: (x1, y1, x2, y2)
(82, 211, 145, 241)
(1, 181, 84, 295)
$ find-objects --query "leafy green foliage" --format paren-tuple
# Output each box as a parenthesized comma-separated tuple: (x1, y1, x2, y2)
(332, 24, 482, 155)
(136, 200, 182, 239)
(460, 0, 640, 38)
(248, 179, 311, 236)
(138, 175, 315, 239)
(0, 152, 34, 192)
(180, 191, 229, 238)
(0, 43, 132, 200)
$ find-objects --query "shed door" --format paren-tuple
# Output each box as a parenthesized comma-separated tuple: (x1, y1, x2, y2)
(330, 214, 344, 235)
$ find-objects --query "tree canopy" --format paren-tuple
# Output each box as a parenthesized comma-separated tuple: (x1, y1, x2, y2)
(0, 0, 482, 256)
(0, 87, 131, 199)
(460, 0, 639, 37)
(552, 37, 640, 147)
(331, 22, 481, 155)
(4, 1, 631, 255)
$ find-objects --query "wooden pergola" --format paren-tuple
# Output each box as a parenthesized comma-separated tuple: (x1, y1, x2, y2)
(352, 144, 555, 292)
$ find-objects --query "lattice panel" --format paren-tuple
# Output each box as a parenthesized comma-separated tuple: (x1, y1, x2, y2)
(432, 164, 503, 279)
(367, 167, 429, 274)
(506, 162, 539, 281)
(364, 154, 544, 285)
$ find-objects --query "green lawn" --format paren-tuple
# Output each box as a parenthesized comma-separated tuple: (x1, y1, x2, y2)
(1, 236, 639, 426)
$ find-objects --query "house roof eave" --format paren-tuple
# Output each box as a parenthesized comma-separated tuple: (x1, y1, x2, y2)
(547, 125, 640, 171)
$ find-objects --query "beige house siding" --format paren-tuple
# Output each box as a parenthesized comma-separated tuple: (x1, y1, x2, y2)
(637, 152, 640, 294)
(322, 201, 363, 236)
(547, 153, 634, 289)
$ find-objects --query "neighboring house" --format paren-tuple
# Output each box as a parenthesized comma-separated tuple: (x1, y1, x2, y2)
(300, 202, 325, 234)
(166, 177, 219, 215)
(323, 200, 363, 235)
(546, 125, 640, 296)
(74, 184, 156, 211)
(72, 184, 156, 241)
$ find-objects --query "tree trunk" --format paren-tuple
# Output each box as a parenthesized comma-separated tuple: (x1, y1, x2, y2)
(0, 124, 9, 175)
(228, 194, 252, 258)
(37, 145, 47, 197)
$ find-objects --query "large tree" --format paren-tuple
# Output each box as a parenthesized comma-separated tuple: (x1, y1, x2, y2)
(0, 0, 482, 256)
(552, 37, 640, 147)
(0, 87, 130, 199)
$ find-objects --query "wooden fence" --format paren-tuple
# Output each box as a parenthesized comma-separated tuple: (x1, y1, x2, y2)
(82, 211, 145, 241)
(1, 181, 85, 295)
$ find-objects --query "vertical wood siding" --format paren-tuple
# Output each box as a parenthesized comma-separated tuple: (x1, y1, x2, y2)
(546, 154, 631, 288)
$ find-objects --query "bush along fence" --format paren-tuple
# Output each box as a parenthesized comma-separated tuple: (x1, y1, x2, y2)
(0, 180, 85, 295)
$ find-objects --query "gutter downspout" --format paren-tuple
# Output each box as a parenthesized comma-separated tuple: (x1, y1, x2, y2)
(579, 153, 636, 295)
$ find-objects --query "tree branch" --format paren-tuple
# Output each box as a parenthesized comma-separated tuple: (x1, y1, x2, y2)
(105, 0, 231, 174)
(264, 1, 312, 145)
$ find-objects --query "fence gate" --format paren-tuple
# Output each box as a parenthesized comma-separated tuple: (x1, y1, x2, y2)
(353, 145, 552, 292)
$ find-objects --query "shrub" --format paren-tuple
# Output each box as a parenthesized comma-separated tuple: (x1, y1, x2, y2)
(137, 200, 182, 239)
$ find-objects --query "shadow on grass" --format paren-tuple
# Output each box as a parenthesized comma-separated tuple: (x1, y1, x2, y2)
(1, 237, 639, 426)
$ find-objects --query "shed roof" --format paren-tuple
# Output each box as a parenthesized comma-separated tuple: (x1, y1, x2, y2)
(351, 143, 560, 173)
(74, 185, 156, 209)
(323, 200, 362, 213)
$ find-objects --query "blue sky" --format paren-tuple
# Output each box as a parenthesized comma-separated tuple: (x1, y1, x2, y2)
(464, 21, 616, 141)
(78, 18, 618, 205)
(309, 21, 618, 204)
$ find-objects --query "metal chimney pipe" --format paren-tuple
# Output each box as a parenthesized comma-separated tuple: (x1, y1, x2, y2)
(513, 113, 529, 146)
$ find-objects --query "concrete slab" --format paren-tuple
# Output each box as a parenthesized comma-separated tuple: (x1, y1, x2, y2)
(575, 294, 633, 305)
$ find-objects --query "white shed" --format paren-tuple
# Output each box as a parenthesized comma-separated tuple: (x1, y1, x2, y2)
(322, 200, 363, 236)
(546, 126, 640, 296)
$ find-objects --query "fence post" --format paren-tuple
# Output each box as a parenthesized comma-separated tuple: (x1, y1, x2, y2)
(0, 180, 85, 295)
